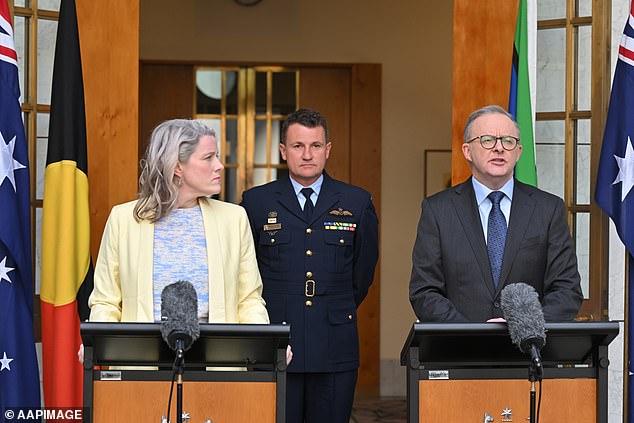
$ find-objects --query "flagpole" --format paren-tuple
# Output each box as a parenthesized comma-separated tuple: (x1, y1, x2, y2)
(623, 253, 634, 423)
(624, 252, 630, 423)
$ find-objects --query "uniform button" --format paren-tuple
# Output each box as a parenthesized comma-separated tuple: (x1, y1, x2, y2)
(306, 271, 313, 278)
(270, 238, 275, 244)
(306, 228, 312, 234)
(348, 314, 353, 320)
(339, 238, 345, 244)
(493, 302, 500, 308)
(306, 249, 313, 256)
(305, 300, 313, 307)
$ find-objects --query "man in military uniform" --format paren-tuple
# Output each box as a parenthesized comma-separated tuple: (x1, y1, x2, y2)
(241, 108, 379, 423)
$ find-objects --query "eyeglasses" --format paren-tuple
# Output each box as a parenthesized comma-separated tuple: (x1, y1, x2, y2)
(466, 135, 520, 151)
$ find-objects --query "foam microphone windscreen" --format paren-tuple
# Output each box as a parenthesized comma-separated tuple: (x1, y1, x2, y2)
(160, 280, 200, 351)
(500, 282, 546, 353)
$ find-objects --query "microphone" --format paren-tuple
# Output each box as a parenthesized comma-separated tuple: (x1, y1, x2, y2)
(500, 282, 546, 368)
(160, 280, 200, 356)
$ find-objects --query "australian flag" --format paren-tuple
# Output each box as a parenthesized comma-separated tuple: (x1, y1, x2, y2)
(0, 0, 42, 413)
(595, 2, 634, 422)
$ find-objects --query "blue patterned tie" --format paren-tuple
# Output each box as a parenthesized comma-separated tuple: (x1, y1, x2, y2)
(301, 187, 314, 221)
(487, 191, 507, 288)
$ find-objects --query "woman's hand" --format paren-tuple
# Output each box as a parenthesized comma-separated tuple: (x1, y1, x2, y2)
(286, 345, 293, 365)
(78, 344, 84, 364)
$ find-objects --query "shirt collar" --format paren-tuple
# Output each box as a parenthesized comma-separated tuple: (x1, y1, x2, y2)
(290, 174, 324, 197)
(472, 176, 514, 206)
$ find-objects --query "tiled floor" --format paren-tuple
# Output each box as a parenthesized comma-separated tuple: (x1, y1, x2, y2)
(350, 397, 407, 423)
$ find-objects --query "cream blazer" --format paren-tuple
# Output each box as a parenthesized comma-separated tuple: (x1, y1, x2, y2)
(88, 198, 269, 324)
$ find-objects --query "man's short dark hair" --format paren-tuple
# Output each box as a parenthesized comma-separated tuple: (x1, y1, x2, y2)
(280, 108, 329, 145)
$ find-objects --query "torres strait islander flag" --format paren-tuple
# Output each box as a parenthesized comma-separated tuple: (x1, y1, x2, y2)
(41, 0, 93, 409)
(509, 0, 537, 186)
(0, 0, 42, 413)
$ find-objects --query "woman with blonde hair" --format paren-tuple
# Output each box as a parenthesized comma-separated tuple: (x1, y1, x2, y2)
(88, 119, 269, 324)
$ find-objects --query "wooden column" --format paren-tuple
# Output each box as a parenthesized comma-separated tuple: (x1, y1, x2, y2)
(351, 64, 381, 397)
(451, 0, 518, 185)
(76, 0, 139, 258)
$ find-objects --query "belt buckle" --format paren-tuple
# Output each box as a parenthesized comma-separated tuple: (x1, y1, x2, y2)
(305, 280, 315, 297)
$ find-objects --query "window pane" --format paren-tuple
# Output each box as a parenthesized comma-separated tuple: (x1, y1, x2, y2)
(538, 0, 566, 20)
(575, 25, 592, 111)
(577, 0, 591, 17)
(196, 70, 222, 115)
(39, 0, 61, 11)
(225, 71, 238, 115)
(575, 119, 591, 205)
(14, 0, 26, 6)
(272, 71, 296, 116)
(225, 118, 238, 164)
(14, 15, 27, 103)
(253, 167, 268, 188)
(37, 19, 57, 105)
(575, 213, 590, 299)
(254, 120, 268, 165)
(255, 72, 267, 115)
(535, 120, 565, 143)
(535, 120, 565, 198)
(270, 120, 281, 164)
(537, 28, 566, 112)
(35, 207, 42, 295)
(223, 167, 238, 204)
(36, 112, 49, 200)
(276, 168, 289, 182)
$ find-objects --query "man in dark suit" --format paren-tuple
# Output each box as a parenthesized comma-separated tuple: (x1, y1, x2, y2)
(241, 108, 379, 423)
(409, 105, 583, 322)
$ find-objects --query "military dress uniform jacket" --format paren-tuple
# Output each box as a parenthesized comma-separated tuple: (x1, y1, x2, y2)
(241, 173, 379, 373)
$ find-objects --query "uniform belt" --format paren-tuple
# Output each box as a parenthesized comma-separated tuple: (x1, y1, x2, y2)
(263, 280, 352, 296)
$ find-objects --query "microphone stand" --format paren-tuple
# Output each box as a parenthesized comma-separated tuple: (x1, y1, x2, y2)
(527, 345, 543, 423)
(174, 339, 186, 423)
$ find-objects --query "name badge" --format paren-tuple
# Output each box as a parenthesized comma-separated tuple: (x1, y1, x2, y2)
(264, 223, 282, 231)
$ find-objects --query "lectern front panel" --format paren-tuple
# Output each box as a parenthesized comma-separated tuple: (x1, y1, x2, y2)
(419, 379, 596, 423)
(93, 380, 276, 422)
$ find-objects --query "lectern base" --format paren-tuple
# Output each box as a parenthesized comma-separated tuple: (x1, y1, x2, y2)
(93, 380, 276, 422)
(419, 379, 596, 422)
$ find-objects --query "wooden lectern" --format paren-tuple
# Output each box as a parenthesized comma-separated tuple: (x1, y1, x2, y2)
(81, 322, 289, 423)
(400, 322, 619, 423)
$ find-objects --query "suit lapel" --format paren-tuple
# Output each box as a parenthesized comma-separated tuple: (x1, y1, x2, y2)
(275, 177, 306, 221)
(498, 181, 536, 292)
(137, 219, 154, 321)
(311, 174, 339, 224)
(452, 179, 496, 297)
(200, 199, 227, 322)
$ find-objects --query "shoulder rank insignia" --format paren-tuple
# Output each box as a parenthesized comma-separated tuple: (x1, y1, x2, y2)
(329, 207, 353, 217)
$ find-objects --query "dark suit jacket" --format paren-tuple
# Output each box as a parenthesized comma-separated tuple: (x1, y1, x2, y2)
(241, 173, 379, 373)
(409, 178, 583, 322)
